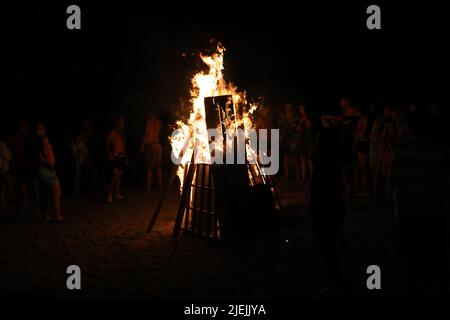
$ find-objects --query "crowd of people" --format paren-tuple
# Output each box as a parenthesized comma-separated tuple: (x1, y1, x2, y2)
(0, 112, 164, 220)
(270, 98, 408, 200)
(256, 96, 449, 297)
(256, 103, 315, 183)
(311, 97, 448, 297)
(1, 97, 448, 297)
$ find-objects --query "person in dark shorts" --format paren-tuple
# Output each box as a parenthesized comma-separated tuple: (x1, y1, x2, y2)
(106, 116, 127, 203)
(112, 154, 126, 171)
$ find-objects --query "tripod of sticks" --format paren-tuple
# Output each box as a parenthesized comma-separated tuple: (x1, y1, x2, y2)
(145, 132, 198, 266)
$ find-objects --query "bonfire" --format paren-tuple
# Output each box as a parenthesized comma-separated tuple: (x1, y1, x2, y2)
(170, 43, 259, 191)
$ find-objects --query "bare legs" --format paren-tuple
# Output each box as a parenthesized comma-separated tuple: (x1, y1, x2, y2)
(300, 156, 314, 183)
(356, 152, 369, 197)
(146, 168, 163, 192)
(39, 180, 63, 222)
(53, 181, 63, 221)
(107, 168, 124, 203)
(115, 170, 123, 197)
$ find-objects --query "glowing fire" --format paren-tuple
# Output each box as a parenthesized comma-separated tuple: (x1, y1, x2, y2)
(170, 44, 258, 190)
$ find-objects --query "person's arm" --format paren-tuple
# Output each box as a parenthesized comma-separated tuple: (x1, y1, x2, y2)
(71, 135, 82, 154)
(321, 115, 330, 128)
(106, 131, 114, 161)
(42, 138, 56, 168)
(342, 118, 353, 126)
(305, 117, 312, 130)
(321, 114, 339, 128)
(0, 142, 12, 161)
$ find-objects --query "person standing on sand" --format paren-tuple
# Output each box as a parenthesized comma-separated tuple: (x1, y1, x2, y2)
(106, 116, 127, 203)
(297, 104, 314, 183)
(321, 97, 359, 211)
(354, 106, 370, 197)
(380, 107, 398, 180)
(369, 104, 390, 196)
(279, 103, 298, 180)
(71, 122, 89, 195)
(35, 122, 64, 222)
(141, 112, 163, 192)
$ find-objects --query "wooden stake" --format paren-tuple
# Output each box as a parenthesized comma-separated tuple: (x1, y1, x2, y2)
(146, 135, 190, 235)
(173, 154, 196, 238)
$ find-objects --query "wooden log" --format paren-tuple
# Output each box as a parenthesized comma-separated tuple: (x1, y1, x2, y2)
(206, 164, 213, 238)
(190, 163, 200, 235)
(146, 136, 191, 234)
(198, 164, 206, 237)
(173, 154, 196, 238)
(184, 164, 189, 230)
(146, 164, 178, 234)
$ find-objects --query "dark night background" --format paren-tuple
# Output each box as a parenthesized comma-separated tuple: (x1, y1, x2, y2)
(1, 1, 450, 310)
(3, 1, 449, 130)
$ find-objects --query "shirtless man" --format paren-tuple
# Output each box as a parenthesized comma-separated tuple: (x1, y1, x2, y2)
(106, 116, 127, 203)
(140, 112, 162, 191)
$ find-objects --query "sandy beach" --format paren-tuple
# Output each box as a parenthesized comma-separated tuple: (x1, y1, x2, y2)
(0, 179, 397, 300)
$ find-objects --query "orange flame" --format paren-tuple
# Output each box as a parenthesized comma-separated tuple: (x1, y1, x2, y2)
(170, 44, 258, 191)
